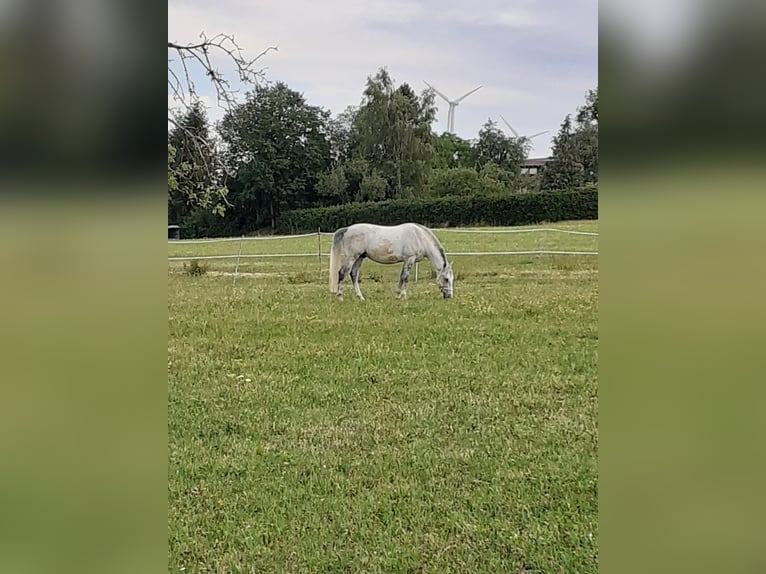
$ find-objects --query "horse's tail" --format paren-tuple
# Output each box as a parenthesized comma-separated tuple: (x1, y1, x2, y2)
(328, 227, 347, 293)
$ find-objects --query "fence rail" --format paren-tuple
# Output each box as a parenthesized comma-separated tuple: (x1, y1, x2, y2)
(169, 226, 598, 244)
(169, 253, 320, 261)
(170, 232, 320, 244)
(169, 250, 597, 262)
(437, 228, 598, 236)
(168, 226, 598, 265)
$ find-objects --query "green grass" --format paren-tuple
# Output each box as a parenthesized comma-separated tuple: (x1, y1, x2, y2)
(168, 221, 598, 573)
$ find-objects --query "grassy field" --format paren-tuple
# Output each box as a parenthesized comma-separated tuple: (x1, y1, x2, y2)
(168, 221, 598, 573)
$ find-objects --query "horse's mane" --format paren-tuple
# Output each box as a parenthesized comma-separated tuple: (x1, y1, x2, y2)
(414, 223, 447, 270)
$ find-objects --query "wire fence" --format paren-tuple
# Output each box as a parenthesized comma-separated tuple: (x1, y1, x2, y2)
(170, 232, 321, 244)
(438, 227, 598, 236)
(168, 225, 598, 282)
(168, 227, 598, 260)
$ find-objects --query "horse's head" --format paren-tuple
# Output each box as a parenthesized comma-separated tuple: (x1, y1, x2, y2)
(437, 263, 454, 299)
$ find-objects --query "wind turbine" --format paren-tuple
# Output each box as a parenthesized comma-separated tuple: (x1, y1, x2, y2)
(424, 81, 482, 133)
(499, 114, 548, 144)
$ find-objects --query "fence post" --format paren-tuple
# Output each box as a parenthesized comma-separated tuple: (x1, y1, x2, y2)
(233, 235, 244, 289)
(317, 227, 322, 280)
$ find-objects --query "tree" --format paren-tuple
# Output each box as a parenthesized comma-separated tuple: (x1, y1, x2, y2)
(479, 161, 516, 193)
(167, 102, 226, 223)
(168, 145, 179, 193)
(541, 88, 599, 190)
(317, 164, 351, 205)
(431, 133, 476, 170)
(579, 88, 598, 124)
(167, 33, 276, 212)
(540, 115, 582, 189)
(475, 119, 528, 174)
(576, 88, 599, 183)
(427, 168, 480, 197)
(353, 69, 436, 198)
(327, 106, 358, 166)
(218, 82, 332, 230)
(359, 170, 388, 202)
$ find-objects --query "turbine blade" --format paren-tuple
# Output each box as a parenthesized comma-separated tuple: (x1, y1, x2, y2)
(454, 85, 482, 103)
(528, 130, 549, 140)
(423, 81, 451, 103)
(499, 114, 519, 137)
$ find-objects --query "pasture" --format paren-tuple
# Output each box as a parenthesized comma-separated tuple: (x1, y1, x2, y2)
(168, 221, 598, 573)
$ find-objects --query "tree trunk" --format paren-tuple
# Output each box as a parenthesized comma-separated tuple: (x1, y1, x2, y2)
(270, 196, 277, 230)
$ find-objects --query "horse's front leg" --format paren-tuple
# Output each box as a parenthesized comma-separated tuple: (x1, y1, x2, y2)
(397, 256, 416, 299)
(350, 256, 365, 301)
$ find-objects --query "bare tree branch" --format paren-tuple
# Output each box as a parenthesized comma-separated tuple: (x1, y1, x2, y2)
(168, 32, 276, 213)
(168, 32, 277, 113)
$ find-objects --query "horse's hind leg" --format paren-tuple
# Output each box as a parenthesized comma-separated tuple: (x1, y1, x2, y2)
(336, 259, 352, 299)
(350, 256, 365, 301)
(336, 256, 357, 299)
(397, 256, 417, 300)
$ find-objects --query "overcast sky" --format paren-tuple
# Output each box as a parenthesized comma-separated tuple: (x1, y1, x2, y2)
(168, 0, 597, 158)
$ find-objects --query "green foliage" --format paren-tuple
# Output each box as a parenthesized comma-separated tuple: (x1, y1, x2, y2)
(475, 119, 528, 173)
(344, 157, 372, 202)
(219, 82, 333, 229)
(167, 145, 178, 192)
(168, 102, 228, 223)
(431, 133, 477, 169)
(178, 74, 597, 239)
(180, 206, 238, 239)
(578, 88, 598, 123)
(327, 105, 358, 164)
(278, 188, 597, 233)
(359, 170, 388, 202)
(426, 163, 519, 199)
(517, 173, 543, 193)
(542, 88, 599, 190)
(478, 161, 517, 193)
(316, 165, 350, 205)
(427, 167, 480, 197)
(353, 68, 436, 198)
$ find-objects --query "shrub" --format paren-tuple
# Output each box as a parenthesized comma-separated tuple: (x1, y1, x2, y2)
(427, 167, 480, 197)
(184, 260, 209, 276)
(277, 187, 597, 233)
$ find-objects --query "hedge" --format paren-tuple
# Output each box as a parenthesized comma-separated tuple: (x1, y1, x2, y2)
(277, 187, 597, 234)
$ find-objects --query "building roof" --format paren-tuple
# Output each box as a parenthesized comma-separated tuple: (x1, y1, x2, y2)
(523, 157, 552, 166)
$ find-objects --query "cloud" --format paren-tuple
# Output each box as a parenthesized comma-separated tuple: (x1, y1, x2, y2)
(440, 5, 545, 28)
(168, 0, 597, 156)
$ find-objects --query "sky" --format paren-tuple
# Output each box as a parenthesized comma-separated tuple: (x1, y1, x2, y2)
(168, 0, 597, 158)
